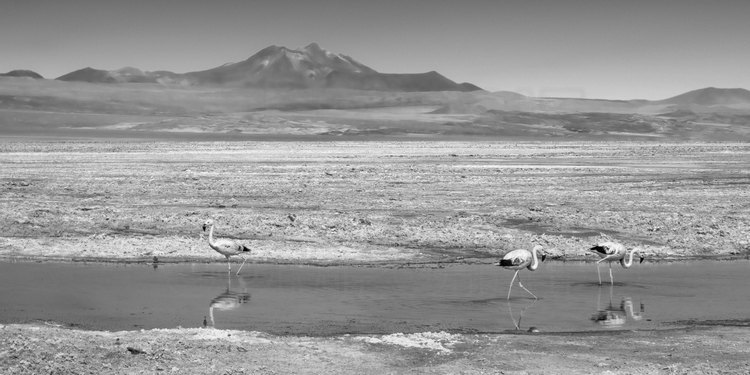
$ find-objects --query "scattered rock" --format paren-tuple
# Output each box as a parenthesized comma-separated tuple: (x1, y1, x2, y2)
(127, 347, 145, 355)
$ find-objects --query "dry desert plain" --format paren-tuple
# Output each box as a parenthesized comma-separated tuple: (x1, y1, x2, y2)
(2, 140, 750, 374)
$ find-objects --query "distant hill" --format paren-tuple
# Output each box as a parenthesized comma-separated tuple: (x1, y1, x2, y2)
(2, 76, 750, 141)
(1, 69, 44, 79)
(57, 67, 117, 83)
(186, 43, 480, 92)
(108, 67, 158, 83)
(55, 67, 186, 84)
(326, 70, 481, 92)
(659, 87, 750, 106)
(54, 43, 482, 92)
(186, 43, 377, 88)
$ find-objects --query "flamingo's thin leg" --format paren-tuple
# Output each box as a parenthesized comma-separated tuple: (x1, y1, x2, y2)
(517, 274, 538, 299)
(507, 270, 519, 300)
(236, 256, 247, 275)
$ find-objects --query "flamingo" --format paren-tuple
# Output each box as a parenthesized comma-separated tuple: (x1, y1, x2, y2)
(202, 219, 251, 275)
(589, 241, 644, 285)
(495, 245, 546, 300)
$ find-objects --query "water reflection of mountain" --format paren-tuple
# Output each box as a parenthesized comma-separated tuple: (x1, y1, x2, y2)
(209, 277, 251, 327)
(591, 286, 644, 328)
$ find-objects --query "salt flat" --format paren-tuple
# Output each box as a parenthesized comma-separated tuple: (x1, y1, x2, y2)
(2, 141, 747, 263)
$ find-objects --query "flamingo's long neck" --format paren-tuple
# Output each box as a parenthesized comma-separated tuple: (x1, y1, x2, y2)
(621, 249, 636, 268)
(528, 247, 539, 271)
(207, 224, 217, 248)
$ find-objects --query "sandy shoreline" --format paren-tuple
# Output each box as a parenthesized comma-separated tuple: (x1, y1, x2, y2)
(1, 251, 748, 268)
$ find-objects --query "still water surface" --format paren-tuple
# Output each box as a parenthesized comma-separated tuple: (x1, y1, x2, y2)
(0, 260, 747, 335)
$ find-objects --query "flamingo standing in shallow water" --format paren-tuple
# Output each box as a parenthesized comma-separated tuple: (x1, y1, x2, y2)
(589, 241, 644, 285)
(202, 219, 251, 275)
(496, 245, 546, 300)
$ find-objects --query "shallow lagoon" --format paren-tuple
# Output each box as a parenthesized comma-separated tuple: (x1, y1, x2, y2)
(1, 260, 748, 335)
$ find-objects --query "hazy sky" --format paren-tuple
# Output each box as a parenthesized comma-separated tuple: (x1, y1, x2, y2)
(1, 0, 749, 100)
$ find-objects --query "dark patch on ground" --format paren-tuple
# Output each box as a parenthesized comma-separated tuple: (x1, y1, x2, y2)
(669, 319, 750, 327)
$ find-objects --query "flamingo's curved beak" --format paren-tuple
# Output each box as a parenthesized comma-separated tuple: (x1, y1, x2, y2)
(639, 256, 645, 264)
(541, 254, 547, 262)
(202, 224, 207, 232)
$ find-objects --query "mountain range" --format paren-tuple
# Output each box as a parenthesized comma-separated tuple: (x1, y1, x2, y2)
(4, 43, 749, 106)
(2, 42, 750, 140)
(53, 43, 481, 92)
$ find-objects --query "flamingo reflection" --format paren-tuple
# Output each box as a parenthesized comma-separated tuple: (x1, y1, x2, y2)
(208, 276, 251, 327)
(590, 285, 644, 328)
(506, 299, 539, 333)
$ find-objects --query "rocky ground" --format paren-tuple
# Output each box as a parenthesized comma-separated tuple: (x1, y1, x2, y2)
(3, 323, 750, 374)
(1, 140, 749, 373)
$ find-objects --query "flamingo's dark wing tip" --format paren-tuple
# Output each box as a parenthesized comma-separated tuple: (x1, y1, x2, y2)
(499, 258, 516, 267)
(590, 245, 607, 254)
